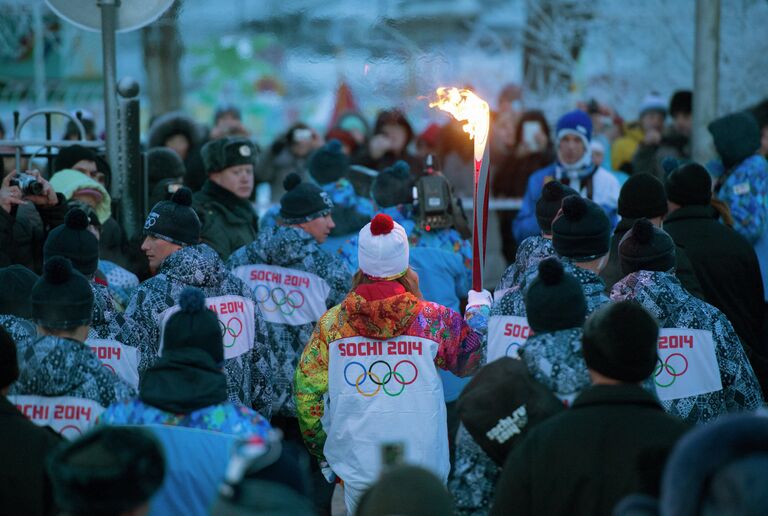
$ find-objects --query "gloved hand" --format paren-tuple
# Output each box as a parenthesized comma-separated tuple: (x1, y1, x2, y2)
(467, 289, 492, 308)
(319, 461, 336, 483)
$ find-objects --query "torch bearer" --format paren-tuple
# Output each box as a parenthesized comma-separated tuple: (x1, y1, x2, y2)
(430, 88, 491, 291)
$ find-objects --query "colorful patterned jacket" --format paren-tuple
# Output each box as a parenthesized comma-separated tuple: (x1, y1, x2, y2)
(123, 244, 274, 417)
(227, 225, 351, 417)
(611, 270, 763, 423)
(294, 281, 488, 494)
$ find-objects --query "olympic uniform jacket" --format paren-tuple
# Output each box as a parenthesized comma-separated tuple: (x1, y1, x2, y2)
(450, 424, 501, 516)
(227, 225, 351, 417)
(495, 235, 554, 298)
(9, 335, 135, 438)
(488, 261, 609, 363)
(294, 281, 488, 495)
(611, 270, 763, 424)
(0, 314, 37, 347)
(123, 244, 274, 417)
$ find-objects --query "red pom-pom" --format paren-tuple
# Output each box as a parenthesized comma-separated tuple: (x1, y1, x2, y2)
(370, 213, 394, 235)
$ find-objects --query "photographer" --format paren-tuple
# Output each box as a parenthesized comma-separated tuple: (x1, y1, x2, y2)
(0, 170, 66, 272)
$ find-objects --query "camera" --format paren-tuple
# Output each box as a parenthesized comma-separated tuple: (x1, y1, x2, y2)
(10, 172, 44, 196)
(413, 155, 471, 238)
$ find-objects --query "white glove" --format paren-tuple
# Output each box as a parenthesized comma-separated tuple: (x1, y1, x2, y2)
(467, 289, 492, 308)
(319, 461, 336, 483)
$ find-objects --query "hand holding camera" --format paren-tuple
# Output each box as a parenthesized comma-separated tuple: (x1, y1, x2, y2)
(0, 170, 58, 213)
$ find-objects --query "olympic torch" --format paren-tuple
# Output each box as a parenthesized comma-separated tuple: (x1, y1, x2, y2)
(430, 87, 490, 291)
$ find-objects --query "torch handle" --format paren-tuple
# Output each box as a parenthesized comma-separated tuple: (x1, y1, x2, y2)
(472, 145, 491, 291)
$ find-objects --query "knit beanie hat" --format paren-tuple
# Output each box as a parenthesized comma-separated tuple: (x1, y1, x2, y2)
(308, 139, 350, 185)
(32, 257, 93, 330)
(665, 162, 712, 206)
(618, 173, 668, 219)
(639, 92, 667, 118)
(619, 219, 676, 276)
(551, 195, 610, 261)
(279, 173, 334, 224)
(0, 265, 39, 319)
(48, 426, 165, 514)
(358, 213, 409, 280)
(371, 160, 414, 208)
(54, 144, 97, 173)
(0, 326, 18, 389)
(669, 90, 693, 117)
(582, 301, 659, 382)
(525, 257, 588, 333)
(147, 146, 186, 186)
(708, 111, 761, 170)
(44, 208, 99, 276)
(162, 287, 224, 364)
(143, 187, 201, 246)
(202, 137, 257, 174)
(556, 110, 592, 146)
(456, 357, 564, 466)
(535, 181, 579, 234)
(356, 466, 454, 516)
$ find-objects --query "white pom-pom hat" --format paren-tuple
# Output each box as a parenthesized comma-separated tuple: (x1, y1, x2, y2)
(358, 213, 410, 280)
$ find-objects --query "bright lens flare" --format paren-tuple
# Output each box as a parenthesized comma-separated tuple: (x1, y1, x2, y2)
(429, 87, 490, 161)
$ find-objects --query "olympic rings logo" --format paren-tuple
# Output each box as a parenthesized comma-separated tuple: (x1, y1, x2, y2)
(343, 360, 419, 397)
(505, 342, 521, 359)
(253, 284, 305, 315)
(218, 316, 243, 348)
(654, 353, 689, 387)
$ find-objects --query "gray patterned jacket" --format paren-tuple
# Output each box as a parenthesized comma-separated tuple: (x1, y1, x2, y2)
(611, 270, 764, 424)
(227, 226, 350, 417)
(495, 235, 554, 296)
(123, 243, 273, 417)
(0, 314, 37, 347)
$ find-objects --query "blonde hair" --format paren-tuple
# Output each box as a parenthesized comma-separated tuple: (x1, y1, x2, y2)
(351, 268, 422, 299)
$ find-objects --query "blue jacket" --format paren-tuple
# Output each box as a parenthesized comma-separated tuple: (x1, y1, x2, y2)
(512, 163, 620, 243)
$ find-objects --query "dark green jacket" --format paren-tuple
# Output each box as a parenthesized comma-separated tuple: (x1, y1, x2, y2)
(491, 385, 689, 516)
(193, 179, 258, 260)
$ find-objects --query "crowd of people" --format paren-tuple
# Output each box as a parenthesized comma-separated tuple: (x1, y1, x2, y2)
(0, 85, 767, 516)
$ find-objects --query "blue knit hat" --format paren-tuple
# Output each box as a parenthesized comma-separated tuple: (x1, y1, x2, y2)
(556, 110, 592, 145)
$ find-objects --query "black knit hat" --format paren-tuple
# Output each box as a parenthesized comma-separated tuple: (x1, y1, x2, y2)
(308, 139, 350, 185)
(669, 90, 693, 117)
(665, 162, 712, 206)
(147, 146, 186, 186)
(44, 208, 99, 276)
(708, 111, 761, 170)
(161, 287, 224, 364)
(456, 357, 564, 466)
(0, 326, 18, 389)
(202, 136, 257, 174)
(0, 265, 39, 319)
(143, 187, 201, 246)
(619, 219, 676, 276)
(582, 301, 659, 382)
(525, 257, 588, 333)
(371, 160, 414, 208)
(48, 426, 165, 514)
(54, 144, 97, 173)
(535, 181, 579, 234)
(279, 173, 334, 224)
(32, 257, 93, 330)
(551, 195, 611, 261)
(618, 173, 667, 219)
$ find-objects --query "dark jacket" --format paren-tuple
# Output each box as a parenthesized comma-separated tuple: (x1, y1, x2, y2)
(663, 205, 766, 371)
(601, 217, 705, 299)
(0, 396, 61, 516)
(194, 179, 258, 260)
(631, 126, 690, 180)
(491, 385, 689, 516)
(0, 194, 67, 273)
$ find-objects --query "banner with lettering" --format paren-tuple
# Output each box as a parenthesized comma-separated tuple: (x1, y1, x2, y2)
(159, 295, 256, 360)
(324, 336, 448, 487)
(488, 316, 533, 361)
(86, 338, 140, 388)
(232, 264, 330, 326)
(11, 395, 104, 440)
(653, 328, 722, 401)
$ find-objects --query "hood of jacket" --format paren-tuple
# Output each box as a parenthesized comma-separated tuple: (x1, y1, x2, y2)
(610, 270, 688, 324)
(244, 225, 320, 267)
(708, 112, 761, 170)
(140, 348, 228, 414)
(521, 327, 590, 404)
(13, 336, 102, 397)
(342, 282, 420, 339)
(158, 243, 229, 287)
(562, 261, 610, 310)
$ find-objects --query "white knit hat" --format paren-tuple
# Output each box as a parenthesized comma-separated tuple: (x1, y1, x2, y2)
(358, 213, 409, 280)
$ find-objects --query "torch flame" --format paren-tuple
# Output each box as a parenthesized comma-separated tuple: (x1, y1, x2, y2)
(429, 87, 490, 161)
